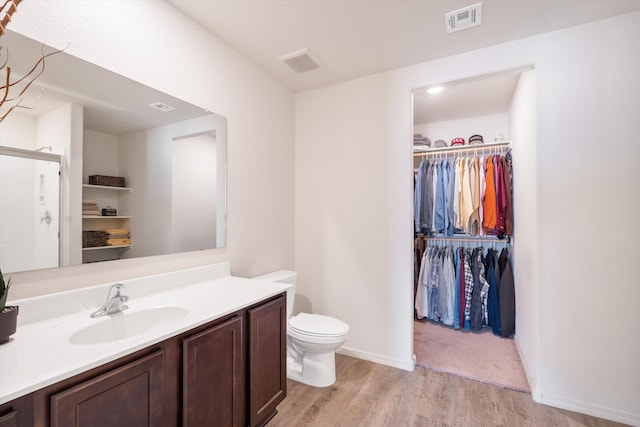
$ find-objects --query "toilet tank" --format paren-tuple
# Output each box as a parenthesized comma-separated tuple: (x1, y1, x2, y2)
(252, 270, 297, 318)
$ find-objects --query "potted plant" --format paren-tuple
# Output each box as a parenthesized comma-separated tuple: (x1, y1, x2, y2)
(0, 268, 18, 344)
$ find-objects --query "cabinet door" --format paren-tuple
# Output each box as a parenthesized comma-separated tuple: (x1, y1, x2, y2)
(248, 295, 287, 427)
(50, 350, 164, 427)
(0, 410, 17, 427)
(183, 315, 244, 427)
(0, 394, 33, 427)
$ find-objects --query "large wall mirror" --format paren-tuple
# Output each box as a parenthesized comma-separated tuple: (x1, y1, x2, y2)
(0, 31, 227, 274)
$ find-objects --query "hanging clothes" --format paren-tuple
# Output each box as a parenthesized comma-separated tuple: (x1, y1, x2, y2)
(498, 247, 516, 337)
(457, 247, 466, 329)
(417, 243, 513, 337)
(414, 148, 513, 240)
(486, 248, 501, 335)
(501, 153, 514, 237)
(413, 145, 516, 338)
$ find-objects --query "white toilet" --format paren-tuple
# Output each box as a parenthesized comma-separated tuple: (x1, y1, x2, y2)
(253, 270, 349, 387)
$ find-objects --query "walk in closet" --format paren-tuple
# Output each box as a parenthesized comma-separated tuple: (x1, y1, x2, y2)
(412, 69, 534, 391)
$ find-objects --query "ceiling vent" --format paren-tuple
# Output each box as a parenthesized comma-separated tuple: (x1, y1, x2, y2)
(148, 102, 175, 112)
(278, 48, 321, 73)
(445, 2, 482, 34)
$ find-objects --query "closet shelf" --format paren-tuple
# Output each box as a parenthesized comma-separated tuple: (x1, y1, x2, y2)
(413, 140, 511, 156)
(82, 184, 133, 192)
(82, 245, 131, 251)
(82, 215, 132, 219)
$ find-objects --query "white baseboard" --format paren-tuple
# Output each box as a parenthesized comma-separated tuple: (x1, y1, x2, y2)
(538, 392, 640, 427)
(514, 338, 639, 426)
(336, 346, 415, 372)
(513, 337, 540, 400)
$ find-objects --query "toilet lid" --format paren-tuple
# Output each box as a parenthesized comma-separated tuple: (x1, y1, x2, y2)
(289, 313, 349, 336)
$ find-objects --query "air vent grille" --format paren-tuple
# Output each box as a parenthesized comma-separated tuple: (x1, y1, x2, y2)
(278, 48, 321, 74)
(445, 2, 482, 34)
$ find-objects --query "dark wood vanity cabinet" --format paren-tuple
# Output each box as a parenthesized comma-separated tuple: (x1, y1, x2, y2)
(0, 293, 286, 427)
(183, 315, 244, 427)
(0, 410, 17, 427)
(50, 351, 165, 427)
(248, 296, 287, 427)
(0, 392, 33, 427)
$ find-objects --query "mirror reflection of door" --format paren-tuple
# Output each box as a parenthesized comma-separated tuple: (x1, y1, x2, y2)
(0, 151, 60, 272)
(171, 133, 217, 252)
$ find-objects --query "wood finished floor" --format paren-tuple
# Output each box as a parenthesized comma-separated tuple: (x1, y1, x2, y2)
(270, 354, 626, 427)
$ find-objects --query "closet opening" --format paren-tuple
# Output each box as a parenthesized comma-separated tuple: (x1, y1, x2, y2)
(411, 66, 535, 392)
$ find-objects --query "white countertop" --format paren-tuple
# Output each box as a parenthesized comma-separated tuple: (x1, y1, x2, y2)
(0, 263, 291, 405)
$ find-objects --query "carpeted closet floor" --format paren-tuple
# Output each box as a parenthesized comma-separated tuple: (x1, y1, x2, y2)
(414, 319, 530, 392)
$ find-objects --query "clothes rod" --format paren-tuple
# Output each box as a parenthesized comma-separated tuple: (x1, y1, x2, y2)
(413, 141, 511, 156)
(421, 236, 511, 243)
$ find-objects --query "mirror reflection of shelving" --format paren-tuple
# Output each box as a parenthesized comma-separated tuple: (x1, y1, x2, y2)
(82, 183, 133, 264)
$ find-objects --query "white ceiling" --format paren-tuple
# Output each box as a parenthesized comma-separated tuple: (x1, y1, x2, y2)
(167, 0, 640, 92)
(5, 31, 211, 135)
(413, 69, 522, 124)
(8, 2, 640, 132)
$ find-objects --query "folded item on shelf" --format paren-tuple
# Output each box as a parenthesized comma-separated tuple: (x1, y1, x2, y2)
(107, 233, 130, 239)
(82, 210, 100, 216)
(413, 135, 431, 145)
(105, 228, 129, 235)
(106, 238, 131, 246)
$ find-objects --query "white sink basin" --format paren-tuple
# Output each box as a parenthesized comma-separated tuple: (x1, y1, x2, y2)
(69, 306, 189, 345)
(38, 305, 190, 346)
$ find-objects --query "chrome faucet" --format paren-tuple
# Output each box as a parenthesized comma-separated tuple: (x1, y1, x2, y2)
(90, 284, 129, 318)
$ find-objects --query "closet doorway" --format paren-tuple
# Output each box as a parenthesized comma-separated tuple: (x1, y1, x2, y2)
(411, 68, 534, 392)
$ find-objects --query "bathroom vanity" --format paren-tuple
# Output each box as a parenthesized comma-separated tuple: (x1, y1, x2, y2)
(0, 263, 289, 427)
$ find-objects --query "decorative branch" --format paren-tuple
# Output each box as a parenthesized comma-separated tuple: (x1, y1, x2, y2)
(0, 0, 66, 123)
(0, 44, 66, 122)
(0, 0, 22, 37)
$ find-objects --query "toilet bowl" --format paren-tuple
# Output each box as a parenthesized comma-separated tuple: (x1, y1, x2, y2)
(252, 271, 349, 388)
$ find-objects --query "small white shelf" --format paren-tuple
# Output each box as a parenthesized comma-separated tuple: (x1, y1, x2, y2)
(83, 184, 133, 192)
(82, 215, 132, 219)
(82, 245, 131, 251)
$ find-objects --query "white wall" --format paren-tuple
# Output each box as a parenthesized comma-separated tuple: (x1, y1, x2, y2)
(0, 113, 37, 150)
(171, 133, 217, 253)
(83, 129, 120, 181)
(37, 103, 83, 268)
(8, 1, 294, 297)
(508, 70, 539, 395)
(414, 112, 509, 145)
(295, 12, 640, 425)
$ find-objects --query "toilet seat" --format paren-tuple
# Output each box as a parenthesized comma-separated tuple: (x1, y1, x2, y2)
(288, 313, 349, 338)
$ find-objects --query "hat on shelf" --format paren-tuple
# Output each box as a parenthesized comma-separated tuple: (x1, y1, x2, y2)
(434, 139, 448, 148)
(468, 134, 484, 144)
(451, 137, 465, 146)
(494, 133, 505, 142)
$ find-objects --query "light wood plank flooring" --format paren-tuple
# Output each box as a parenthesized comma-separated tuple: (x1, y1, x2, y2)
(270, 354, 625, 427)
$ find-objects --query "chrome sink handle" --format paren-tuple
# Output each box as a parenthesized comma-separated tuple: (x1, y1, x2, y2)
(90, 283, 130, 318)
